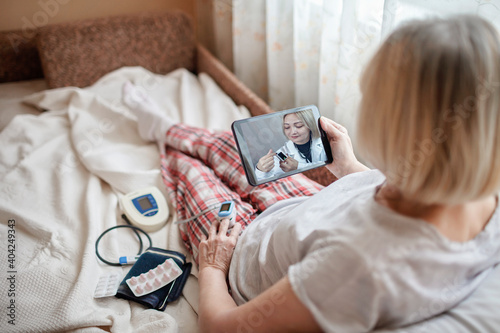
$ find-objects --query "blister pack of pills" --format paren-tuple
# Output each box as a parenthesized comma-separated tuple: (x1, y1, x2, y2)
(94, 273, 121, 298)
(126, 258, 183, 297)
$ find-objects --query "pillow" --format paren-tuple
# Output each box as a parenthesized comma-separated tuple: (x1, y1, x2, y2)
(36, 11, 196, 88)
(0, 30, 43, 83)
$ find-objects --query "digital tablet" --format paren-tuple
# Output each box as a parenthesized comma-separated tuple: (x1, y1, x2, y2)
(231, 105, 333, 186)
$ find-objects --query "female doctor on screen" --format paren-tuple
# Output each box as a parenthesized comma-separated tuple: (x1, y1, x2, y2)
(255, 110, 326, 180)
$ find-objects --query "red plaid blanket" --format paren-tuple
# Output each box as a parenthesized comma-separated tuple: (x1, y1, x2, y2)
(160, 124, 324, 263)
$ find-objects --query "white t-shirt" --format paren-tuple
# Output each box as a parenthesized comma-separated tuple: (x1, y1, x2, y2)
(228, 170, 500, 332)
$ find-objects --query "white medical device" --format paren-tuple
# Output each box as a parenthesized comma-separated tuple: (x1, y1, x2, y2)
(217, 200, 236, 227)
(120, 186, 169, 232)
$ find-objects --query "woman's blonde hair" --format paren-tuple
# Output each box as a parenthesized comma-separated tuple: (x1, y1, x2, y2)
(283, 109, 320, 140)
(357, 15, 500, 205)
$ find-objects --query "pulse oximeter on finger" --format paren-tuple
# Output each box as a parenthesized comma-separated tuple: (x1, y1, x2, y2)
(276, 151, 288, 162)
(217, 200, 236, 227)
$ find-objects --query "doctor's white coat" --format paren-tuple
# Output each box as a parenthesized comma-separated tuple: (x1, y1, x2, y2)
(254, 137, 326, 181)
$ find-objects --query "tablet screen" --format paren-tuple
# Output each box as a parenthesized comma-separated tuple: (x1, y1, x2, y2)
(231, 105, 332, 186)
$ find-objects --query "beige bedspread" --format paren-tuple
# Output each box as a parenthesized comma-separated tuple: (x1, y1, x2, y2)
(0, 67, 250, 332)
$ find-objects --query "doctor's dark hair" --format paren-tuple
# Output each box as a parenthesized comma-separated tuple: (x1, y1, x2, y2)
(282, 109, 320, 140)
(357, 15, 500, 205)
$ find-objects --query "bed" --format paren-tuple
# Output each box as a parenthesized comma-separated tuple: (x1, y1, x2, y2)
(0, 11, 499, 333)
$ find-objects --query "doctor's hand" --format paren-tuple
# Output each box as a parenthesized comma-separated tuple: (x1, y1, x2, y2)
(279, 156, 298, 172)
(320, 117, 369, 178)
(199, 219, 242, 276)
(256, 149, 275, 173)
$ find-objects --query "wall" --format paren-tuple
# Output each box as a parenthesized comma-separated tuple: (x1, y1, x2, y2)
(195, 0, 233, 71)
(0, 0, 195, 31)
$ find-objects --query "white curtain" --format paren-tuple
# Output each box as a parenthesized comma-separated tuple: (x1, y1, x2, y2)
(231, 0, 500, 149)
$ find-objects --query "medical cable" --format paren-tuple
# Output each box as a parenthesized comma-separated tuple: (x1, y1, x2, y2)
(97, 201, 230, 264)
(95, 223, 152, 266)
(173, 203, 221, 224)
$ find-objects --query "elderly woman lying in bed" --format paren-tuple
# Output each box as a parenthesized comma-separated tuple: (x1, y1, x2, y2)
(122, 15, 500, 333)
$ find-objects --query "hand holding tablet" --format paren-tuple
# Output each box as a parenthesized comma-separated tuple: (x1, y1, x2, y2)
(232, 105, 333, 186)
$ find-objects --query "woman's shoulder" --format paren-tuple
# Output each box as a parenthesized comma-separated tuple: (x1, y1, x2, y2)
(324, 169, 385, 190)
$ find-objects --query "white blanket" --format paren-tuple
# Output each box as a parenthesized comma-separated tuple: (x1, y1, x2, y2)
(0, 67, 250, 332)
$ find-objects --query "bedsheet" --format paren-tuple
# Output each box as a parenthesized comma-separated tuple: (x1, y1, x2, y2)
(0, 67, 250, 332)
(0, 79, 47, 132)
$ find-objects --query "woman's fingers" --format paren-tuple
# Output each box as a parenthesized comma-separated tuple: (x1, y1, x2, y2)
(257, 149, 276, 172)
(319, 116, 365, 178)
(209, 219, 219, 239)
(207, 218, 241, 240)
(321, 116, 343, 128)
(320, 117, 344, 139)
(279, 156, 298, 172)
(260, 156, 274, 172)
(264, 150, 275, 166)
(219, 218, 230, 236)
(330, 119, 348, 134)
(199, 217, 242, 274)
(230, 222, 242, 240)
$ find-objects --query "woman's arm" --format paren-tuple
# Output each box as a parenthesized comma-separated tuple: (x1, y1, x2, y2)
(320, 117, 370, 178)
(198, 219, 322, 333)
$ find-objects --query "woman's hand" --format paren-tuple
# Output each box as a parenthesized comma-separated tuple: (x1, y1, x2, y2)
(279, 156, 298, 172)
(320, 117, 369, 178)
(256, 149, 275, 173)
(199, 219, 242, 275)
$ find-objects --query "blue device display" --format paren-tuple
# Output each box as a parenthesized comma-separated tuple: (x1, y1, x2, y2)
(132, 194, 158, 217)
(121, 186, 169, 233)
(217, 201, 236, 228)
(218, 201, 234, 218)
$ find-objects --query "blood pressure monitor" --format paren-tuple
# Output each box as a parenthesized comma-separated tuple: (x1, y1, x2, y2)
(217, 200, 236, 227)
(120, 186, 169, 232)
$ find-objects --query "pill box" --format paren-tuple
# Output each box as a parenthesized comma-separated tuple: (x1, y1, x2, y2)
(94, 272, 121, 298)
(126, 258, 183, 297)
